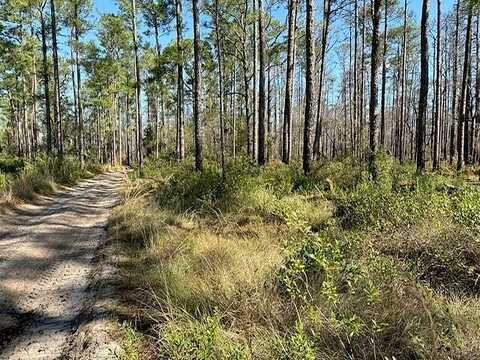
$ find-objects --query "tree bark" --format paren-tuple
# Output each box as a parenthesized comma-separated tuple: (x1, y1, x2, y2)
(450, 0, 460, 164)
(50, 0, 63, 156)
(192, 0, 204, 171)
(40, 4, 52, 154)
(257, 0, 266, 165)
(282, 0, 297, 164)
(369, 0, 381, 179)
(380, 0, 388, 148)
(132, 0, 143, 169)
(457, 6, 472, 171)
(175, 0, 185, 161)
(433, 0, 441, 170)
(303, 0, 315, 175)
(74, 2, 84, 168)
(416, 0, 429, 172)
(214, 0, 226, 177)
(313, 0, 331, 159)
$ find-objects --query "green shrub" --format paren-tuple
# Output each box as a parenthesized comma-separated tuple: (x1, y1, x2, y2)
(0, 154, 24, 174)
(159, 314, 248, 360)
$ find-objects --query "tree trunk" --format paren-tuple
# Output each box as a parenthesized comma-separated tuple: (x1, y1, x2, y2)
(457, 6, 472, 171)
(433, 0, 441, 170)
(74, 3, 84, 168)
(399, 0, 407, 162)
(282, 0, 297, 164)
(380, 0, 388, 148)
(175, 0, 185, 161)
(303, 0, 315, 175)
(50, 0, 63, 156)
(369, 0, 381, 179)
(257, 0, 266, 165)
(416, 0, 429, 172)
(192, 0, 204, 171)
(132, 0, 143, 169)
(40, 4, 52, 154)
(214, 0, 226, 177)
(450, 0, 460, 164)
(313, 0, 331, 159)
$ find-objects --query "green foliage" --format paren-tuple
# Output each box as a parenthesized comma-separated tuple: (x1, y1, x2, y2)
(282, 322, 316, 360)
(118, 322, 143, 360)
(0, 154, 24, 174)
(160, 314, 247, 360)
(0, 154, 102, 201)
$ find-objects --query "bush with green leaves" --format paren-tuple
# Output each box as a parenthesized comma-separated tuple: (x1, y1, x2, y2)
(159, 314, 247, 360)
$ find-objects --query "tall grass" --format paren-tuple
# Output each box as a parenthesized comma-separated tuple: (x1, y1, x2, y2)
(0, 154, 105, 202)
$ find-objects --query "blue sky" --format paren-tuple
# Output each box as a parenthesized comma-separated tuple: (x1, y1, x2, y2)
(89, 0, 457, 47)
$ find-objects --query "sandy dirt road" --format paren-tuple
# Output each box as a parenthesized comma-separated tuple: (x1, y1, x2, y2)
(0, 172, 125, 359)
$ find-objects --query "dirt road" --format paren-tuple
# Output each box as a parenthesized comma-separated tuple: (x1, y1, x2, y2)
(0, 172, 125, 359)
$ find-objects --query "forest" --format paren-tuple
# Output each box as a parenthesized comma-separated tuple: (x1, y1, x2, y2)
(0, 0, 480, 359)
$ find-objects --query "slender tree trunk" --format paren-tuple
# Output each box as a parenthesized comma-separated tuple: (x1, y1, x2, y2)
(50, 0, 62, 156)
(252, 0, 257, 161)
(433, 0, 441, 170)
(457, 7, 472, 171)
(154, 20, 161, 158)
(257, 0, 266, 165)
(176, 0, 185, 161)
(282, 0, 297, 164)
(450, 0, 460, 164)
(214, 0, 226, 177)
(40, 4, 52, 154)
(416, 0, 429, 172)
(303, 0, 315, 175)
(399, 0, 408, 162)
(353, 0, 358, 154)
(31, 34, 38, 155)
(380, 0, 388, 148)
(192, 0, 204, 171)
(313, 0, 332, 159)
(132, 0, 143, 169)
(369, 0, 381, 179)
(74, 3, 84, 168)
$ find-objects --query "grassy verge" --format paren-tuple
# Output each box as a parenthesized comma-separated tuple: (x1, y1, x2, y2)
(0, 154, 109, 204)
(109, 155, 480, 359)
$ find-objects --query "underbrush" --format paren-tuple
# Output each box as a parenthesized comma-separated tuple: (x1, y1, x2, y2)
(110, 155, 480, 359)
(0, 154, 106, 202)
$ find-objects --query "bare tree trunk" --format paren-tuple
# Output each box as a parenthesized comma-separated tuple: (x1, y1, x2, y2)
(369, 0, 381, 179)
(257, 0, 266, 165)
(282, 0, 297, 164)
(450, 0, 460, 164)
(132, 0, 143, 169)
(380, 0, 388, 148)
(457, 7, 472, 171)
(193, 0, 204, 171)
(40, 4, 52, 154)
(303, 0, 315, 175)
(416, 0, 429, 172)
(31, 33, 38, 155)
(175, 0, 185, 161)
(214, 0, 226, 177)
(50, 0, 63, 156)
(399, 0, 407, 162)
(433, 0, 441, 170)
(313, 0, 332, 159)
(74, 3, 84, 168)
(252, 0, 257, 161)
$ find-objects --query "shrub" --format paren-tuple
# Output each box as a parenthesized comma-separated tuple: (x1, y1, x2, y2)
(159, 314, 248, 360)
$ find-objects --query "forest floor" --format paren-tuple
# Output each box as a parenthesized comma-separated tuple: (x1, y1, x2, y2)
(0, 172, 126, 360)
